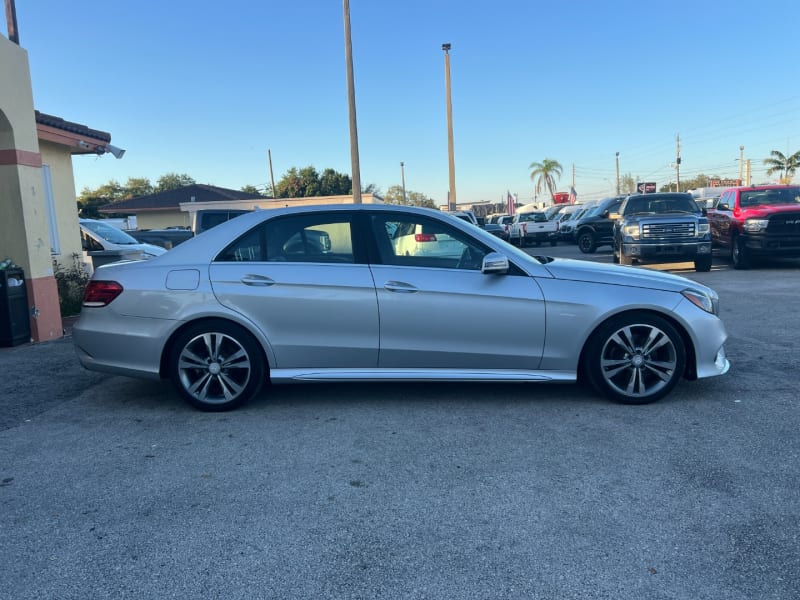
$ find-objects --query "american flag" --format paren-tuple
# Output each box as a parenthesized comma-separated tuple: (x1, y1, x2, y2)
(507, 191, 515, 215)
(568, 186, 577, 204)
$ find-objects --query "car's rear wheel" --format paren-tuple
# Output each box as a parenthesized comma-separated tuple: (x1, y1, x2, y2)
(169, 320, 265, 411)
(550, 239, 558, 246)
(584, 313, 686, 405)
(577, 231, 596, 254)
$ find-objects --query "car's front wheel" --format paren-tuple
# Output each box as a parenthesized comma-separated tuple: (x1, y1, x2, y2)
(577, 231, 596, 254)
(169, 320, 265, 411)
(731, 234, 751, 269)
(583, 313, 686, 405)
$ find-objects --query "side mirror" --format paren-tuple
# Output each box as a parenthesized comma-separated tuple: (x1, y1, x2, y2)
(482, 252, 509, 274)
(717, 203, 730, 211)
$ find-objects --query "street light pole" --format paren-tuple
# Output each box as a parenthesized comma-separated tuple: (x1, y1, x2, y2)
(442, 43, 457, 211)
(343, 0, 362, 203)
(615, 151, 620, 195)
(739, 145, 744, 184)
(400, 161, 407, 204)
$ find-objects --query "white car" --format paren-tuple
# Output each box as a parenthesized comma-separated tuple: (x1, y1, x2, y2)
(80, 219, 166, 259)
(391, 221, 464, 259)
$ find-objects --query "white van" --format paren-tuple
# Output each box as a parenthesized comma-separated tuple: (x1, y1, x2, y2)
(79, 219, 166, 259)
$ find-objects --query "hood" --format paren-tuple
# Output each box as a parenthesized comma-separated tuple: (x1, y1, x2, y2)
(540, 257, 707, 293)
(735, 204, 800, 219)
(137, 243, 168, 258)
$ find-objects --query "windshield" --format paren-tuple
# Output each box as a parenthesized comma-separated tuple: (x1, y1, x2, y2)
(623, 195, 699, 215)
(82, 221, 139, 245)
(740, 187, 800, 207)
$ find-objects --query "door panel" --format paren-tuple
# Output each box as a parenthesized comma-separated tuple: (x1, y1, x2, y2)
(370, 265, 545, 369)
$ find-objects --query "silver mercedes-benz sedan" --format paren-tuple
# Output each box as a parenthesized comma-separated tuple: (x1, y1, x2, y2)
(73, 204, 730, 411)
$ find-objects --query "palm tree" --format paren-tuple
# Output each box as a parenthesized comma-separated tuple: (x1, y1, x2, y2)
(763, 150, 800, 183)
(529, 159, 563, 200)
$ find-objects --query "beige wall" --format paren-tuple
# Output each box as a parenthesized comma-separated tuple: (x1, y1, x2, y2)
(0, 36, 62, 341)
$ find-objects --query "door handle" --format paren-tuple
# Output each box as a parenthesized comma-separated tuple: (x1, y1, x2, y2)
(384, 281, 418, 293)
(241, 275, 275, 286)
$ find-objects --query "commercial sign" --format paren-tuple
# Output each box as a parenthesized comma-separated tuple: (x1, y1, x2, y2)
(636, 182, 657, 194)
(710, 179, 741, 187)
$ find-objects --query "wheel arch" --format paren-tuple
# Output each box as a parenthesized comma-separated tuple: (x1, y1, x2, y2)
(577, 308, 697, 383)
(159, 316, 271, 380)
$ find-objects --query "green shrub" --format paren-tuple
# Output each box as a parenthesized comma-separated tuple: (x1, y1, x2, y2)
(53, 254, 90, 317)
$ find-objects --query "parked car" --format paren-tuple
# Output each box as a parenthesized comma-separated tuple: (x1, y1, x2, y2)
(482, 222, 510, 242)
(74, 204, 729, 411)
(557, 203, 596, 242)
(128, 228, 194, 249)
(508, 211, 559, 247)
(613, 192, 713, 272)
(573, 196, 626, 253)
(707, 185, 800, 269)
(79, 219, 166, 259)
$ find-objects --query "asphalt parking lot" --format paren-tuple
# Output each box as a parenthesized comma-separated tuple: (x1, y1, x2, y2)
(1, 246, 798, 600)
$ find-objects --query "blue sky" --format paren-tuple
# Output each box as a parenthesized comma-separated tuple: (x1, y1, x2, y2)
(13, 0, 800, 206)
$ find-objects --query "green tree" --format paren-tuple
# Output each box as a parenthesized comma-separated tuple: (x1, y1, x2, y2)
(319, 168, 352, 196)
(528, 159, 563, 200)
(156, 172, 196, 192)
(383, 185, 436, 208)
(124, 177, 154, 198)
(620, 173, 636, 195)
(240, 184, 262, 195)
(764, 150, 800, 183)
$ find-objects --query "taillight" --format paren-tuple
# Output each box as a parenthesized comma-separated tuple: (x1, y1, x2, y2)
(83, 281, 124, 307)
(414, 233, 437, 242)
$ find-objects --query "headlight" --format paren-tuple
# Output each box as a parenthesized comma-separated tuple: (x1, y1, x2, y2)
(622, 224, 640, 240)
(743, 218, 769, 233)
(697, 222, 710, 235)
(682, 288, 719, 315)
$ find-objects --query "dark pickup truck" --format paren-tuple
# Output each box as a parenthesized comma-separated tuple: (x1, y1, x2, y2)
(128, 228, 194, 249)
(613, 192, 713, 272)
(707, 185, 800, 269)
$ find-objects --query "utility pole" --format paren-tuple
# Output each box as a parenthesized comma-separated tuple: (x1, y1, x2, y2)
(739, 145, 744, 184)
(746, 159, 752, 186)
(572, 163, 575, 188)
(400, 161, 407, 204)
(615, 152, 620, 195)
(343, 0, 362, 203)
(5, 0, 19, 44)
(267, 149, 276, 198)
(442, 43, 457, 211)
(675, 134, 681, 192)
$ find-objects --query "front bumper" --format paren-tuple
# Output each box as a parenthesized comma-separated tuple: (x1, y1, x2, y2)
(623, 241, 712, 260)
(742, 234, 800, 257)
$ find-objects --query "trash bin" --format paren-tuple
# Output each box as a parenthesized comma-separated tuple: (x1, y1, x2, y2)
(0, 268, 31, 347)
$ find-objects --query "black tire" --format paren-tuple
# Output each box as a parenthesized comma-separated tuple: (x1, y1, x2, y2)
(550, 239, 558, 247)
(583, 312, 686, 405)
(169, 320, 265, 411)
(534, 241, 542, 247)
(694, 255, 712, 272)
(731, 235, 750, 270)
(577, 231, 597, 254)
(619, 251, 633, 265)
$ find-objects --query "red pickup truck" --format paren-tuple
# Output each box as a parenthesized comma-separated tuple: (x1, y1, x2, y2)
(707, 185, 800, 269)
